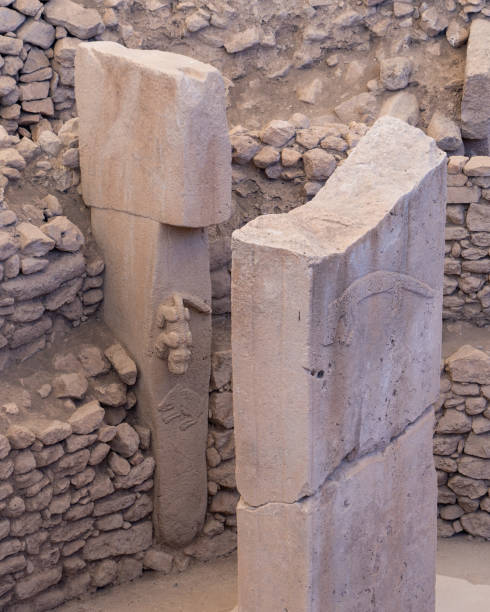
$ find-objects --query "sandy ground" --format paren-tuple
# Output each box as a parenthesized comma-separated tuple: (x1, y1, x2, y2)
(57, 536, 490, 612)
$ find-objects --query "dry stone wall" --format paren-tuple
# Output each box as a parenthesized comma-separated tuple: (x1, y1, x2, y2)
(437, 344, 490, 540)
(444, 155, 490, 321)
(0, 342, 156, 611)
(0, 116, 103, 373)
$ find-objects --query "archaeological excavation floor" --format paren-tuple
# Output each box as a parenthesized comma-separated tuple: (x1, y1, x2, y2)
(52, 537, 490, 612)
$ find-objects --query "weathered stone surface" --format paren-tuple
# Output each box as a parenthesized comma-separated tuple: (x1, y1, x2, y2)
(460, 512, 490, 539)
(427, 112, 462, 152)
(2, 253, 85, 301)
(53, 372, 88, 400)
(236, 412, 436, 611)
(143, 549, 173, 573)
(458, 455, 490, 480)
(379, 56, 412, 91)
(104, 343, 137, 385)
(379, 91, 419, 126)
(110, 423, 139, 457)
(35, 420, 72, 445)
(461, 19, 490, 140)
(15, 566, 61, 600)
(68, 400, 105, 434)
(0, 7, 25, 33)
(40, 216, 84, 252)
(446, 345, 490, 384)
(465, 432, 490, 459)
(185, 530, 237, 562)
(436, 409, 472, 434)
(232, 116, 445, 505)
(83, 521, 152, 560)
(76, 42, 231, 227)
(45, 0, 103, 39)
(16, 18, 55, 49)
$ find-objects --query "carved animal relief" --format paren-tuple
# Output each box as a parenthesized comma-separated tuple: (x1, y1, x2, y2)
(155, 292, 211, 375)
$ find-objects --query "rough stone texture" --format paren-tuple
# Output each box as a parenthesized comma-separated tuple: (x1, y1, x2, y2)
(76, 42, 231, 228)
(236, 411, 436, 612)
(232, 116, 446, 506)
(436, 345, 490, 538)
(461, 19, 490, 140)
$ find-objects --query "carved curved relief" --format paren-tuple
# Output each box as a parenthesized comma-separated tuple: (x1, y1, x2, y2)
(157, 385, 207, 431)
(155, 292, 211, 375)
(324, 271, 436, 347)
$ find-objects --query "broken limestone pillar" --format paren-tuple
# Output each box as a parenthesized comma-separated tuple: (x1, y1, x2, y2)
(461, 19, 490, 147)
(232, 116, 446, 611)
(75, 42, 231, 546)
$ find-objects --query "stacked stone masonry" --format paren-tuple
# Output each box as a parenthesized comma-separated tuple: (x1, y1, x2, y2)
(437, 344, 490, 540)
(444, 155, 490, 321)
(0, 115, 103, 373)
(0, 0, 485, 140)
(0, 342, 157, 610)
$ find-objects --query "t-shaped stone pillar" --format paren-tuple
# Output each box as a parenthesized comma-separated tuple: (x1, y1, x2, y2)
(75, 42, 231, 546)
(231, 117, 445, 611)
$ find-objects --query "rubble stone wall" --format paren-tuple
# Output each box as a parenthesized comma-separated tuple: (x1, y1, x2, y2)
(0, 116, 103, 373)
(0, 344, 156, 611)
(444, 156, 490, 322)
(437, 344, 490, 540)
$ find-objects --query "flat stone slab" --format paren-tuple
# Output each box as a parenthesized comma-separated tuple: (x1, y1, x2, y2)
(232, 116, 446, 506)
(461, 19, 490, 140)
(236, 410, 436, 612)
(76, 42, 231, 228)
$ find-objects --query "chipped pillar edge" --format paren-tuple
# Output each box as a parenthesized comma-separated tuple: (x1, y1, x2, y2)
(75, 42, 232, 547)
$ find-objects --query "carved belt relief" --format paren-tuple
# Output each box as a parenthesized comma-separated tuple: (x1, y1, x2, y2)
(323, 271, 436, 347)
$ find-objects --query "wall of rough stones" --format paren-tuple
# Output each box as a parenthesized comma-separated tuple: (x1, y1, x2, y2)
(444, 155, 490, 322)
(0, 342, 158, 610)
(436, 344, 490, 540)
(0, 116, 103, 373)
(0, 0, 486, 138)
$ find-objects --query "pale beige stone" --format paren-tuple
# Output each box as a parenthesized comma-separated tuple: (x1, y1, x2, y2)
(232, 116, 446, 506)
(76, 42, 231, 228)
(236, 411, 436, 612)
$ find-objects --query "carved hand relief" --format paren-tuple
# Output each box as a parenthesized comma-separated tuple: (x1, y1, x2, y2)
(158, 385, 206, 431)
(324, 271, 436, 347)
(155, 292, 211, 375)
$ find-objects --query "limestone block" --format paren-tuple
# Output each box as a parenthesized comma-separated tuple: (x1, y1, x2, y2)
(461, 19, 490, 140)
(232, 116, 446, 505)
(236, 411, 436, 612)
(76, 42, 231, 228)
